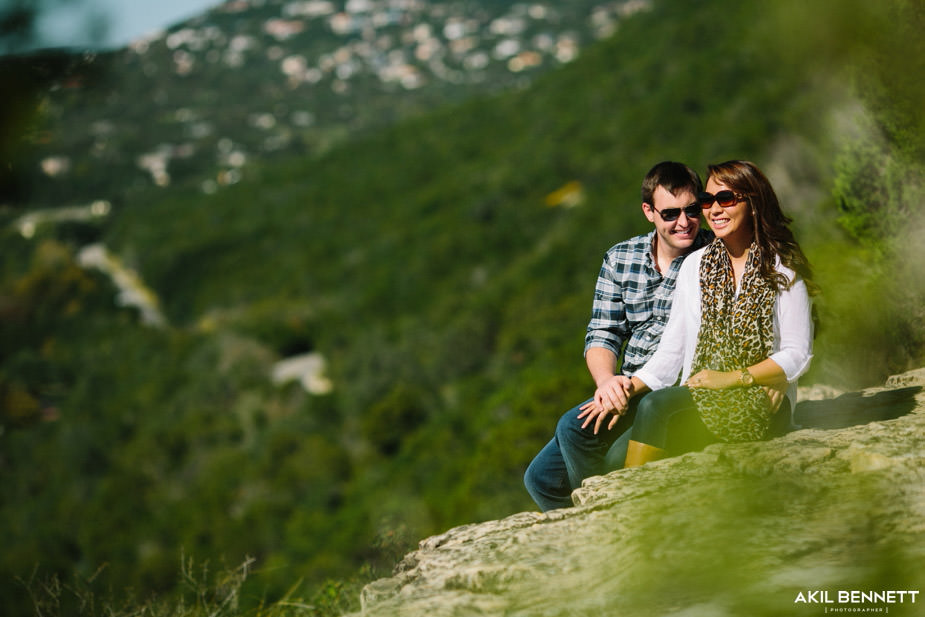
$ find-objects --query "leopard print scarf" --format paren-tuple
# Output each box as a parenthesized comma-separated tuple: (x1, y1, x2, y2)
(690, 239, 776, 442)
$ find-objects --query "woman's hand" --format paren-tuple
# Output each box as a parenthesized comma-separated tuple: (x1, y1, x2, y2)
(591, 374, 633, 415)
(762, 381, 788, 414)
(684, 369, 739, 390)
(577, 375, 634, 434)
(685, 370, 789, 414)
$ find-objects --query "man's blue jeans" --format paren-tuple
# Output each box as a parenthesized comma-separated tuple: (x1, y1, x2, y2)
(524, 398, 638, 511)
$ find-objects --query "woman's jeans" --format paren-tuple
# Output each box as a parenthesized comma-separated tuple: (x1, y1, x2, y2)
(524, 398, 638, 511)
(524, 389, 794, 511)
(629, 387, 716, 453)
(630, 386, 794, 453)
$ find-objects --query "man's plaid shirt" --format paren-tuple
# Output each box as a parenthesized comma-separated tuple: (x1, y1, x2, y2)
(584, 229, 712, 376)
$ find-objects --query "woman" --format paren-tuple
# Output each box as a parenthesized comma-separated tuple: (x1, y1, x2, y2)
(578, 160, 816, 466)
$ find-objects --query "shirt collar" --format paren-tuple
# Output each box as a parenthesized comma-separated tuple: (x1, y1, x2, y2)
(648, 228, 712, 275)
(645, 230, 661, 274)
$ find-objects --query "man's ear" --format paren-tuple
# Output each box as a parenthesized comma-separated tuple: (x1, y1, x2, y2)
(641, 202, 656, 223)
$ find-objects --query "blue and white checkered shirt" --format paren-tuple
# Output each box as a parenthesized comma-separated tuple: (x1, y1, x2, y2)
(584, 229, 712, 376)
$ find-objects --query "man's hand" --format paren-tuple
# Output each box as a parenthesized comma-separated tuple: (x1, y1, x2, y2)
(577, 375, 633, 434)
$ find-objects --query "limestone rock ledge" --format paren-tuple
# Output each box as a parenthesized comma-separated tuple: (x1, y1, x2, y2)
(357, 370, 925, 617)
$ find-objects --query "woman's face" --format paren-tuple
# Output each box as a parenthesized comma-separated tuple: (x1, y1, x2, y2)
(703, 177, 753, 247)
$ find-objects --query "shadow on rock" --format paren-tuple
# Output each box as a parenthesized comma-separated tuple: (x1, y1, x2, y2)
(794, 386, 921, 430)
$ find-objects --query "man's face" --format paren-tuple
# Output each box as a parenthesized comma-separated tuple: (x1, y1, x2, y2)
(642, 185, 701, 255)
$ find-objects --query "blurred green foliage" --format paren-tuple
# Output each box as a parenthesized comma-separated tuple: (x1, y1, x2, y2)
(1, 0, 923, 615)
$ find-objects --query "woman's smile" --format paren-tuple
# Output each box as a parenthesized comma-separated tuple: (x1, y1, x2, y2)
(704, 178, 751, 245)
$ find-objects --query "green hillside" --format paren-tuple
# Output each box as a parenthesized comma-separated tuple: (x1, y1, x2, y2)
(1, 0, 922, 615)
(6, 0, 638, 211)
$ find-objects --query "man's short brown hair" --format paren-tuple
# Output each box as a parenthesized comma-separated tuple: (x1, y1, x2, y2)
(641, 161, 703, 205)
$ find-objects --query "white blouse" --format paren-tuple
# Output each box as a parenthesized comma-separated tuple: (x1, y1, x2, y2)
(633, 246, 814, 416)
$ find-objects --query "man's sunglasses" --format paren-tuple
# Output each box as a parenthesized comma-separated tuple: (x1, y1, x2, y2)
(697, 190, 747, 209)
(652, 203, 701, 222)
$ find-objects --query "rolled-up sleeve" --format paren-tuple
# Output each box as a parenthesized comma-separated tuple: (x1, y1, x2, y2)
(584, 260, 629, 357)
(634, 254, 700, 390)
(770, 278, 814, 381)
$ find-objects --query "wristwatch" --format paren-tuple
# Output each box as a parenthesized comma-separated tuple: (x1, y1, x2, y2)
(738, 368, 755, 386)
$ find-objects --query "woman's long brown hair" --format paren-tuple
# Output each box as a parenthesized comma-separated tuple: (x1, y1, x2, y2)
(707, 160, 818, 295)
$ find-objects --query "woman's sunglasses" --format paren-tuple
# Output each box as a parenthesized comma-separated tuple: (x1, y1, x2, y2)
(697, 190, 747, 209)
(652, 203, 701, 222)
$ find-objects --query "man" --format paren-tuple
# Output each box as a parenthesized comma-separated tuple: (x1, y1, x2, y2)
(524, 161, 712, 511)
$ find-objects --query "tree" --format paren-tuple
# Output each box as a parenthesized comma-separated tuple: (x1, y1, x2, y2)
(1, 0, 108, 55)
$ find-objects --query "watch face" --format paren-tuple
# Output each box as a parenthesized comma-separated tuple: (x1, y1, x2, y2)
(742, 370, 754, 385)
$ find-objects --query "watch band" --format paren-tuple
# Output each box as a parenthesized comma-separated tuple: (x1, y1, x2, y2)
(739, 368, 755, 386)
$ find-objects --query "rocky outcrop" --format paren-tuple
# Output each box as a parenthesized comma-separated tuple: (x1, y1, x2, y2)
(356, 369, 925, 616)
